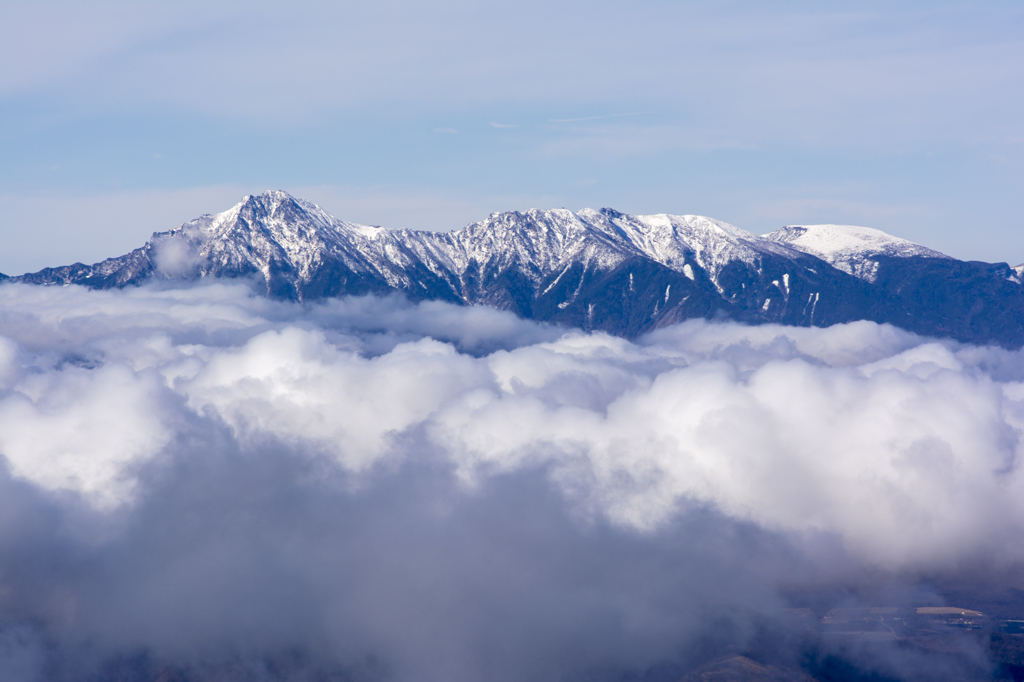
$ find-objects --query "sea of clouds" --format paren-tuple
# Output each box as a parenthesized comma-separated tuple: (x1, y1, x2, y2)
(2, 282, 1023, 681)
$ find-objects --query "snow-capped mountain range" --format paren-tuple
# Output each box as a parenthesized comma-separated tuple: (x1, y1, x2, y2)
(9, 190, 1024, 346)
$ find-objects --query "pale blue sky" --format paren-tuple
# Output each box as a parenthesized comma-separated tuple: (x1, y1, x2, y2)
(1, 0, 1022, 274)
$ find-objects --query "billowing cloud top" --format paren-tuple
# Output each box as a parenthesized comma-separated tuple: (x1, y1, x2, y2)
(0, 282, 1021, 680)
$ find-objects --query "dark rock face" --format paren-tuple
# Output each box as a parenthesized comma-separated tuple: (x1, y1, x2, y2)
(8, 190, 1024, 347)
(870, 257, 1024, 347)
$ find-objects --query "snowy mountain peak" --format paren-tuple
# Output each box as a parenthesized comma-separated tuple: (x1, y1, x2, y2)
(176, 191, 382, 246)
(763, 224, 949, 282)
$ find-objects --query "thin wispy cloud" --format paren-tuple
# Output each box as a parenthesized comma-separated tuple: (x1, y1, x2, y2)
(2, 3, 1022, 262)
(537, 123, 752, 158)
(490, 122, 519, 128)
(549, 112, 650, 123)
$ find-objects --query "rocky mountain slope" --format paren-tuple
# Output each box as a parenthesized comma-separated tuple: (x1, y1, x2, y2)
(10, 190, 1024, 346)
